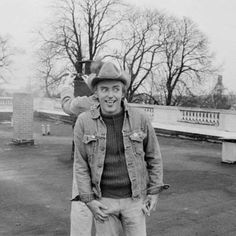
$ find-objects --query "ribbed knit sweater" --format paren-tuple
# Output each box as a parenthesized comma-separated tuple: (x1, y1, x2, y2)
(100, 110, 132, 198)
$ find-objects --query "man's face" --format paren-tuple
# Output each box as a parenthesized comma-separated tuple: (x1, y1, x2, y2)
(95, 80, 124, 116)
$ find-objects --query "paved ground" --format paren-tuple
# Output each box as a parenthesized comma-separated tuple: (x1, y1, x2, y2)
(0, 118, 236, 236)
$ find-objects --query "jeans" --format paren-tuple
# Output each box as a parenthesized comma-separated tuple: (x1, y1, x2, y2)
(70, 201, 93, 236)
(95, 197, 146, 236)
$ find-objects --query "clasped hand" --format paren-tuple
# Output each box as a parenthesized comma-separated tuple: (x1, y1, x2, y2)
(86, 194, 159, 222)
(86, 200, 109, 223)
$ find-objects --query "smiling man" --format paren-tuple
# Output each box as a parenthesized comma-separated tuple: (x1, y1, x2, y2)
(73, 61, 167, 236)
(97, 80, 123, 115)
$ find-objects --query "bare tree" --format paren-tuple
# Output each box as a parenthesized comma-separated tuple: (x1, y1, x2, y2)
(155, 16, 216, 105)
(111, 9, 164, 102)
(36, 43, 69, 97)
(79, 0, 124, 60)
(39, 0, 124, 73)
(37, 3, 217, 105)
(0, 35, 12, 83)
(36, 0, 126, 97)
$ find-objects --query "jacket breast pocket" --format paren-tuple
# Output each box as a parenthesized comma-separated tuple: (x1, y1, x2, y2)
(129, 131, 146, 155)
(82, 134, 98, 159)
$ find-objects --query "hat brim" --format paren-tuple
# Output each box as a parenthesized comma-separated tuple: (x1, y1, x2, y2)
(88, 72, 130, 90)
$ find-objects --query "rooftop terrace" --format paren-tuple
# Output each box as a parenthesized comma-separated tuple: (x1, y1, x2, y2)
(0, 118, 235, 236)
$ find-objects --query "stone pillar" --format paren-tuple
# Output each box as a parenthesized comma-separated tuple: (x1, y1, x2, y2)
(12, 93, 34, 144)
(221, 139, 236, 164)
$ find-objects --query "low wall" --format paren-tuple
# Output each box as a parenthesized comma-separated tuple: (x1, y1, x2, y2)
(219, 110, 236, 132)
(130, 103, 236, 133)
(0, 97, 13, 112)
(1, 96, 236, 134)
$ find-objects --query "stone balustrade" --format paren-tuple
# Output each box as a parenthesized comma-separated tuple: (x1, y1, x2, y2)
(1, 96, 236, 134)
(129, 103, 154, 121)
(179, 109, 220, 126)
(0, 97, 13, 106)
(0, 97, 13, 112)
(131, 103, 236, 133)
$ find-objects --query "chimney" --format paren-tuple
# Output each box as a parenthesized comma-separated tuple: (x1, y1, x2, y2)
(12, 93, 34, 145)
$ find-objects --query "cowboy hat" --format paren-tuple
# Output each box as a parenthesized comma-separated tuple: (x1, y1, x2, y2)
(87, 61, 131, 90)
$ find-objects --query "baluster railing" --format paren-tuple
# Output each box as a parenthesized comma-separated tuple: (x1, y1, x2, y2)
(179, 109, 219, 126)
(129, 104, 154, 121)
(0, 97, 13, 106)
(143, 107, 154, 121)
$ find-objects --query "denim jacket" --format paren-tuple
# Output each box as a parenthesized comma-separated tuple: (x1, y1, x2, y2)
(73, 102, 166, 203)
(60, 87, 98, 116)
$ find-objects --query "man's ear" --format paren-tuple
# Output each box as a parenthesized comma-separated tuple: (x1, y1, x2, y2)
(122, 87, 127, 100)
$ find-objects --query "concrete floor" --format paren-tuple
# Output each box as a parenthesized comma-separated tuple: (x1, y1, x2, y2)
(0, 118, 235, 236)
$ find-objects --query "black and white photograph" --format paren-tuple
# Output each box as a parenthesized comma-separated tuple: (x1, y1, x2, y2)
(0, 0, 235, 235)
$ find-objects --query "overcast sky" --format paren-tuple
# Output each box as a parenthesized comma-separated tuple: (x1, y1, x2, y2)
(0, 0, 236, 92)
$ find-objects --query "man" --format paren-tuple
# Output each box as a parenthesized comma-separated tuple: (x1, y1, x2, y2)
(60, 75, 97, 236)
(61, 59, 105, 117)
(60, 76, 98, 117)
(73, 60, 168, 236)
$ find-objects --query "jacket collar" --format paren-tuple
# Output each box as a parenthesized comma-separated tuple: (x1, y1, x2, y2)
(90, 100, 130, 119)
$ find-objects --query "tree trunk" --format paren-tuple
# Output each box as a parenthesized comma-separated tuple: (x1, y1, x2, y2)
(166, 90, 172, 105)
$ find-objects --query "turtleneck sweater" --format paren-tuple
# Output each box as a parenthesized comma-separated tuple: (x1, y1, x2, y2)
(100, 109, 132, 198)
